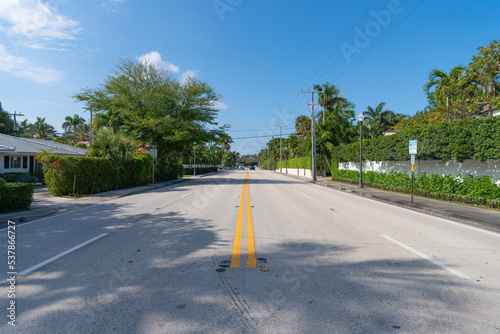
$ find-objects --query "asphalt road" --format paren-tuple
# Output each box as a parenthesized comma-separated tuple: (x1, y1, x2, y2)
(1, 170, 499, 333)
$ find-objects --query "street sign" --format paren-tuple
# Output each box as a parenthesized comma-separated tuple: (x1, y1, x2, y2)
(150, 149, 158, 158)
(409, 140, 417, 155)
(411, 154, 415, 165)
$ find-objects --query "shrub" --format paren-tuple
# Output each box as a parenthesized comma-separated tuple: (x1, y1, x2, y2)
(0, 182, 34, 212)
(278, 156, 312, 169)
(332, 169, 500, 207)
(38, 153, 180, 196)
(183, 167, 217, 175)
(330, 116, 500, 163)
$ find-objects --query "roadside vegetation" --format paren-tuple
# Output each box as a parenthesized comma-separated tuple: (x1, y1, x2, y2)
(261, 40, 500, 205)
(1, 58, 242, 198)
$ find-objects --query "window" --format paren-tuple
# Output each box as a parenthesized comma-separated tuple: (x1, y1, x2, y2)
(35, 161, 43, 172)
(10, 156, 21, 169)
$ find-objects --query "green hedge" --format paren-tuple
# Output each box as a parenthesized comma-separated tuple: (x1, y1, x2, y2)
(0, 183, 34, 212)
(277, 156, 312, 169)
(40, 154, 180, 196)
(1, 172, 44, 184)
(330, 117, 500, 163)
(333, 169, 500, 208)
(183, 167, 217, 175)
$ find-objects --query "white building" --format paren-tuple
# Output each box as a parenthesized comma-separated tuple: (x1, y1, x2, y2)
(0, 134, 87, 175)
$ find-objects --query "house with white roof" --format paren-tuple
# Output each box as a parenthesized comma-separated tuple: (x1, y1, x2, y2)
(0, 133, 87, 175)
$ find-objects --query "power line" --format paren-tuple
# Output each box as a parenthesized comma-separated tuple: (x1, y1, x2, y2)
(281, 1, 383, 128)
(302, 0, 381, 89)
(228, 128, 281, 133)
(231, 133, 296, 140)
(313, 0, 395, 85)
(391, 91, 425, 109)
(329, 0, 427, 83)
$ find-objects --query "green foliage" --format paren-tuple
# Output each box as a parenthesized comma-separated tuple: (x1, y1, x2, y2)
(278, 156, 312, 169)
(330, 116, 500, 163)
(37, 153, 179, 196)
(89, 129, 137, 162)
(73, 58, 227, 161)
(0, 172, 44, 183)
(333, 169, 500, 207)
(21, 117, 58, 139)
(0, 102, 16, 135)
(0, 182, 34, 212)
(183, 167, 217, 175)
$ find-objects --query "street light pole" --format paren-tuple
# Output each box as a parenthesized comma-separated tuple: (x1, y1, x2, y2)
(358, 113, 364, 188)
(193, 143, 196, 177)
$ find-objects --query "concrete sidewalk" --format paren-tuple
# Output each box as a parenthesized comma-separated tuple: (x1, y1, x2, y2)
(0, 177, 192, 228)
(279, 172, 500, 233)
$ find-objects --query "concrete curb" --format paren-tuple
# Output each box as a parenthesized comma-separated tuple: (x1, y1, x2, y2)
(0, 177, 191, 228)
(313, 180, 500, 233)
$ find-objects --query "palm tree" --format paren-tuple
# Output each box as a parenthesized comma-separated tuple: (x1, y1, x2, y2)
(295, 115, 311, 141)
(89, 129, 136, 162)
(93, 109, 125, 132)
(362, 102, 395, 138)
(74, 123, 91, 142)
(22, 117, 58, 139)
(313, 82, 348, 122)
(423, 66, 474, 121)
(62, 114, 85, 132)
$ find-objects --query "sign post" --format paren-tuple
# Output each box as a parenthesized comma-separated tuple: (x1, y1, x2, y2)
(150, 149, 158, 184)
(409, 140, 417, 203)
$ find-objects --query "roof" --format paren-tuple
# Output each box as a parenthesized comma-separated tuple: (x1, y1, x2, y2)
(0, 133, 87, 156)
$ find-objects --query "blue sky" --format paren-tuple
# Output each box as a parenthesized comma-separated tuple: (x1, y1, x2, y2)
(0, 0, 499, 155)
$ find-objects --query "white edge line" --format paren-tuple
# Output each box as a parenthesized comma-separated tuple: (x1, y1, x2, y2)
(300, 192, 311, 199)
(381, 234, 472, 280)
(17, 233, 108, 276)
(0, 204, 100, 232)
(318, 185, 500, 238)
(180, 192, 192, 199)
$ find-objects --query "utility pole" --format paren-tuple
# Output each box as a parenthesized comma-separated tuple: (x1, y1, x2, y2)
(267, 142, 270, 170)
(193, 143, 196, 177)
(301, 89, 321, 182)
(8, 111, 24, 132)
(275, 125, 286, 173)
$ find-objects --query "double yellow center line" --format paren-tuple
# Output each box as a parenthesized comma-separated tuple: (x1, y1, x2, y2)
(230, 171, 257, 268)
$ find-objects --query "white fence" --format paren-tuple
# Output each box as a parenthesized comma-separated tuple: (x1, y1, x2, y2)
(339, 159, 500, 179)
(275, 168, 312, 178)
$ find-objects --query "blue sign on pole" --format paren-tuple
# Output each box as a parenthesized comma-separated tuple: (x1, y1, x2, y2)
(409, 140, 417, 155)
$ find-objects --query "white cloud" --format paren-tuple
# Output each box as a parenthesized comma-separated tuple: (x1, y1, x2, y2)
(213, 101, 228, 111)
(41, 100, 64, 107)
(180, 70, 198, 84)
(0, 44, 65, 83)
(0, 0, 81, 49)
(138, 51, 180, 73)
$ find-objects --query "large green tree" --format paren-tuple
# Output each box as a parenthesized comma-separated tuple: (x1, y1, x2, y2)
(313, 82, 348, 122)
(469, 40, 500, 115)
(73, 59, 227, 162)
(0, 102, 16, 135)
(423, 65, 477, 121)
(295, 115, 311, 141)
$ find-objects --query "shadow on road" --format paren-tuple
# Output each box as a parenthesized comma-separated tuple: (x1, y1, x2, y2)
(2, 206, 496, 333)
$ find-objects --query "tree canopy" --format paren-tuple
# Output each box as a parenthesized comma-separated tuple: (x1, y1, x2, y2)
(73, 58, 228, 162)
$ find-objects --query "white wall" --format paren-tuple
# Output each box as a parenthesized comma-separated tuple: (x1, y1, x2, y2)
(339, 159, 500, 179)
(275, 168, 312, 178)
